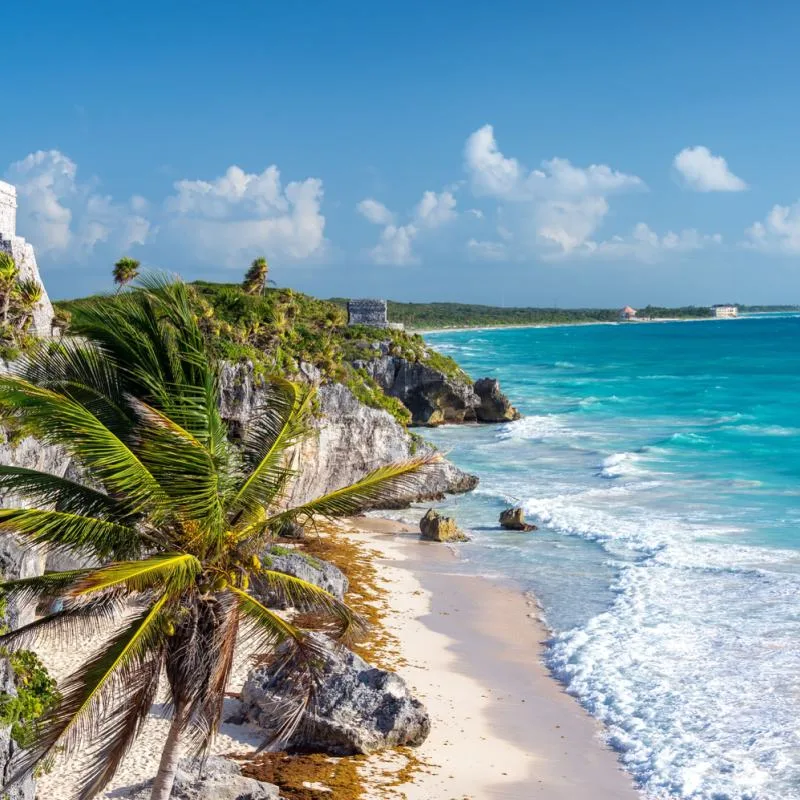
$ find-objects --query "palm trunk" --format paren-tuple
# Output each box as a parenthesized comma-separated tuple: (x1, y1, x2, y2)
(150, 706, 185, 800)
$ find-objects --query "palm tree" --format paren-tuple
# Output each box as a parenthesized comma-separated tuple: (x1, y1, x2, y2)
(0, 276, 434, 800)
(242, 257, 274, 296)
(112, 257, 140, 293)
(13, 278, 43, 332)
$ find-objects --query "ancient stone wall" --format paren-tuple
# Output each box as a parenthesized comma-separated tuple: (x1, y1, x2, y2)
(348, 298, 388, 327)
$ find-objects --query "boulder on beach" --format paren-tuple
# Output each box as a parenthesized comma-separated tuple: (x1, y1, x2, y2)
(126, 756, 280, 800)
(419, 508, 469, 542)
(499, 507, 538, 532)
(240, 633, 430, 755)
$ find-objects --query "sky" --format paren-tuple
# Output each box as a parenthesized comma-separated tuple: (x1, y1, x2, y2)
(3, 0, 800, 307)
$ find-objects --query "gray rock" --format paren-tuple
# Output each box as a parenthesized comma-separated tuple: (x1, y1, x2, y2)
(474, 378, 521, 423)
(241, 633, 430, 755)
(123, 756, 280, 800)
(499, 507, 537, 532)
(0, 658, 36, 800)
(254, 550, 348, 605)
(219, 363, 478, 509)
(419, 508, 469, 542)
(355, 354, 479, 426)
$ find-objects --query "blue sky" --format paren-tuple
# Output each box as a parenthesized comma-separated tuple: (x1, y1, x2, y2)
(3, 0, 800, 306)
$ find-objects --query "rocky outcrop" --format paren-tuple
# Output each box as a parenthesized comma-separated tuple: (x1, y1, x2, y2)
(0, 658, 36, 800)
(0, 181, 54, 337)
(474, 378, 521, 423)
(353, 351, 519, 427)
(126, 757, 281, 800)
(499, 507, 538, 532)
(253, 550, 348, 606)
(219, 363, 478, 509)
(419, 508, 469, 542)
(241, 633, 430, 755)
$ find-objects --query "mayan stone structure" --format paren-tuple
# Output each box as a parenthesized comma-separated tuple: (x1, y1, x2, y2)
(348, 298, 388, 327)
(0, 181, 54, 336)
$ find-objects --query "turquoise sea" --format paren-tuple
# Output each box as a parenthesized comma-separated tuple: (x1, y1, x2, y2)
(414, 314, 800, 800)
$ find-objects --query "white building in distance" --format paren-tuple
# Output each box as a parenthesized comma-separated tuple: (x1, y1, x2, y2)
(712, 304, 738, 318)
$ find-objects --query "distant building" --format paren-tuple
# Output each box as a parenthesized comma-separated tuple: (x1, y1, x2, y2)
(712, 304, 738, 318)
(620, 306, 637, 321)
(347, 298, 404, 330)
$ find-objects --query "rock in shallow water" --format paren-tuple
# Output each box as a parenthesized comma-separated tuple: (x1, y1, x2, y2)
(419, 508, 470, 542)
(499, 507, 538, 531)
(474, 377, 521, 423)
(240, 633, 430, 755)
(124, 756, 281, 800)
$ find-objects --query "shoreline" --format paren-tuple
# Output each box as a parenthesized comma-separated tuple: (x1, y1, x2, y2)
(345, 516, 640, 800)
(412, 314, 749, 335)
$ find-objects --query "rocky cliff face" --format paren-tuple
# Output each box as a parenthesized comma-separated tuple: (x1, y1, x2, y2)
(354, 351, 520, 427)
(219, 362, 478, 507)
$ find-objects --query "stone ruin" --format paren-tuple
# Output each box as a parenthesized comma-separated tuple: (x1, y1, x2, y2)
(347, 298, 403, 330)
(0, 181, 54, 336)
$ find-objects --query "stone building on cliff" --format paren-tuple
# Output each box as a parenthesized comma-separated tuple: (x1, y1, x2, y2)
(0, 181, 54, 336)
(347, 298, 404, 330)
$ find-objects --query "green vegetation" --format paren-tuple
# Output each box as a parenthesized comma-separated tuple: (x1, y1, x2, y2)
(343, 300, 717, 329)
(0, 276, 434, 800)
(58, 281, 472, 426)
(737, 304, 800, 313)
(0, 253, 46, 361)
(0, 596, 61, 751)
(112, 257, 140, 293)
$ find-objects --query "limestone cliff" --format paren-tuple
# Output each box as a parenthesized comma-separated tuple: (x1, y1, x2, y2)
(354, 349, 520, 427)
(219, 362, 478, 506)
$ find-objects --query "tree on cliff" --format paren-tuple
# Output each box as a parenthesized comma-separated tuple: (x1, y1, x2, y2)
(112, 257, 140, 292)
(242, 257, 274, 295)
(0, 276, 435, 800)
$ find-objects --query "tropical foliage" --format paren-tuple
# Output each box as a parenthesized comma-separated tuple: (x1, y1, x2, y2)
(0, 252, 46, 359)
(58, 281, 469, 425)
(0, 276, 435, 800)
(242, 257, 274, 296)
(112, 257, 140, 292)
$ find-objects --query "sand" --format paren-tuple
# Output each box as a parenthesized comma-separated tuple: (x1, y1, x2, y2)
(33, 516, 639, 799)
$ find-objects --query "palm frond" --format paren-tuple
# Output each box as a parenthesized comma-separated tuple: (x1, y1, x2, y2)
(228, 381, 314, 526)
(0, 508, 142, 560)
(70, 553, 202, 597)
(231, 586, 325, 748)
(130, 398, 225, 534)
(4, 595, 168, 788)
(261, 454, 441, 531)
(0, 465, 125, 520)
(254, 570, 365, 640)
(0, 595, 125, 652)
(0, 569, 93, 608)
(0, 378, 165, 517)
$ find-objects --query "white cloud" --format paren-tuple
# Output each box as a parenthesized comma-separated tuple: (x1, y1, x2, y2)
(463, 125, 645, 256)
(466, 208, 484, 219)
(569, 223, 722, 262)
(673, 146, 747, 192)
(743, 202, 800, 253)
(369, 224, 418, 265)
(357, 198, 394, 226)
(163, 165, 326, 264)
(358, 188, 457, 265)
(414, 190, 456, 228)
(466, 238, 507, 261)
(7, 150, 150, 258)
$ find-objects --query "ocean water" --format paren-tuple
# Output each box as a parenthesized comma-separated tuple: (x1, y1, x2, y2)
(414, 315, 800, 799)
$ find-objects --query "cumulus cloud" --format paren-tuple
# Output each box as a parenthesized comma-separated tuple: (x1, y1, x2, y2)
(463, 125, 645, 256)
(570, 223, 722, 262)
(673, 146, 747, 192)
(7, 150, 151, 258)
(357, 188, 457, 265)
(743, 203, 800, 253)
(356, 198, 394, 226)
(163, 165, 326, 264)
